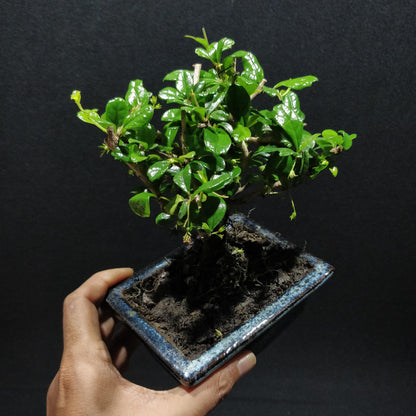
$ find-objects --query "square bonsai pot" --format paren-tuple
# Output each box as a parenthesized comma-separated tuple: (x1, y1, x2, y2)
(106, 214, 334, 387)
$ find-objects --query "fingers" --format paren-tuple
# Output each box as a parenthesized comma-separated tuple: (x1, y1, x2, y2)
(76, 268, 134, 305)
(107, 323, 141, 372)
(62, 268, 133, 355)
(167, 351, 256, 416)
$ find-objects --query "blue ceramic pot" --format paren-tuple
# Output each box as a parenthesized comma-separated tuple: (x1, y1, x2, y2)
(106, 214, 334, 387)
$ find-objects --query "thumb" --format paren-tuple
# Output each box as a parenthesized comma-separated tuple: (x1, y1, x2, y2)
(168, 351, 256, 416)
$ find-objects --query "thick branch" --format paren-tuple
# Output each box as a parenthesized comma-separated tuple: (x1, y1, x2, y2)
(240, 141, 251, 172)
(105, 127, 162, 205)
(193, 63, 202, 85)
(247, 135, 280, 145)
(250, 78, 267, 100)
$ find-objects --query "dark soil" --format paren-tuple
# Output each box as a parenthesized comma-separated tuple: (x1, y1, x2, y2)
(122, 220, 313, 360)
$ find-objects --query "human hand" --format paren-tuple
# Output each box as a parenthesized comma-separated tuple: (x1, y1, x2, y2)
(47, 268, 256, 416)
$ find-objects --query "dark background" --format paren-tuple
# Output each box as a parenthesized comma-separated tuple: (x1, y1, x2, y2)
(1, 0, 415, 414)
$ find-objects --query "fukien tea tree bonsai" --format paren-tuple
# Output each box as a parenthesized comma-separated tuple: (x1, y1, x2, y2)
(72, 30, 356, 243)
(71, 31, 356, 361)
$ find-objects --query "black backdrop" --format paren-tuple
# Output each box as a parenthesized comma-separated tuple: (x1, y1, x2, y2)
(1, 1, 415, 414)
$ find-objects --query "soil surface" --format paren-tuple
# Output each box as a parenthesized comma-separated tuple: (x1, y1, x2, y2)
(123, 221, 313, 359)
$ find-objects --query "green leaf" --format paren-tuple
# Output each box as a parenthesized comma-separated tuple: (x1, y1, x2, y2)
(173, 165, 192, 194)
(273, 92, 305, 148)
(125, 80, 152, 106)
(276, 147, 297, 157)
(178, 200, 189, 219)
(71, 90, 81, 106)
(275, 91, 305, 123)
(147, 160, 170, 181)
(299, 132, 319, 151)
(226, 84, 250, 120)
(158, 87, 184, 103)
(275, 75, 318, 90)
(77, 109, 113, 132)
(204, 128, 232, 155)
(210, 110, 229, 122)
(211, 37, 235, 63)
(135, 124, 156, 147)
(262, 86, 279, 97)
(194, 47, 211, 60)
(233, 51, 264, 83)
(329, 166, 338, 177)
(155, 212, 174, 226)
(236, 75, 258, 95)
(321, 129, 343, 147)
(161, 108, 181, 122)
(281, 120, 304, 149)
(185, 34, 209, 49)
(206, 196, 227, 230)
(174, 70, 194, 96)
(103, 98, 129, 127)
(339, 130, 357, 150)
(123, 105, 154, 129)
(129, 192, 156, 217)
(163, 124, 180, 147)
(232, 124, 251, 142)
(252, 145, 280, 157)
(165, 194, 185, 215)
(193, 172, 233, 195)
(206, 89, 227, 116)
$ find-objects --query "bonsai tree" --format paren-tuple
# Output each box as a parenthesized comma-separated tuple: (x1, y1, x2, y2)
(71, 30, 356, 242)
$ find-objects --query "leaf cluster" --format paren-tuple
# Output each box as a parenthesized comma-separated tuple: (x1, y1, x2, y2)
(72, 30, 356, 241)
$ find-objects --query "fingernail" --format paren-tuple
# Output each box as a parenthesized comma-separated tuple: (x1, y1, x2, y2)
(237, 352, 256, 376)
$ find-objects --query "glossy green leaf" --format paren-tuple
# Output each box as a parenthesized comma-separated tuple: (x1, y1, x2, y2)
(252, 145, 280, 157)
(204, 128, 232, 155)
(212, 37, 235, 63)
(210, 110, 229, 122)
(339, 130, 357, 150)
(178, 200, 189, 219)
(274, 92, 305, 123)
(194, 47, 211, 60)
(262, 86, 279, 97)
(174, 165, 192, 194)
(193, 172, 233, 195)
(103, 98, 129, 127)
(155, 212, 174, 226)
(163, 124, 180, 147)
(276, 147, 297, 157)
(147, 160, 170, 181)
(206, 196, 227, 230)
(185, 34, 209, 49)
(77, 110, 113, 132)
(299, 132, 318, 151)
(322, 129, 343, 147)
(329, 166, 338, 177)
(232, 124, 251, 142)
(129, 192, 156, 217)
(236, 75, 258, 95)
(165, 194, 185, 215)
(281, 120, 304, 149)
(233, 51, 264, 83)
(226, 84, 250, 120)
(206, 89, 227, 116)
(123, 105, 154, 129)
(161, 108, 182, 122)
(275, 75, 318, 90)
(158, 87, 184, 103)
(176, 70, 194, 96)
(125, 80, 152, 106)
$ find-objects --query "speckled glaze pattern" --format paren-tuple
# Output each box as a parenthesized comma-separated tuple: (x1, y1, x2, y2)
(106, 214, 334, 387)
